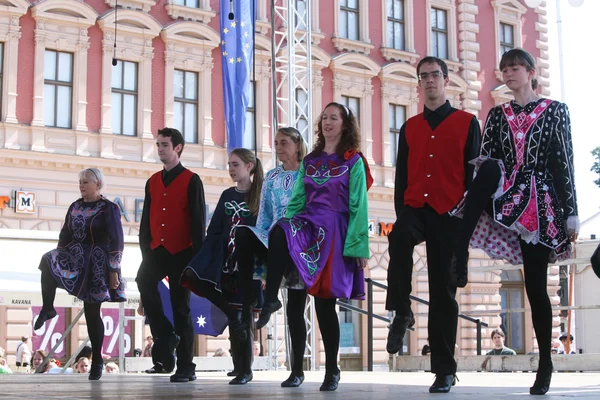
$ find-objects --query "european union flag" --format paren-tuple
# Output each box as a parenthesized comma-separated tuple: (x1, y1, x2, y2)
(220, 0, 256, 151)
(156, 279, 228, 337)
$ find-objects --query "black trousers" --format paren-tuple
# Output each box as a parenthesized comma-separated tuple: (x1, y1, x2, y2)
(229, 308, 255, 374)
(136, 246, 195, 374)
(386, 205, 461, 375)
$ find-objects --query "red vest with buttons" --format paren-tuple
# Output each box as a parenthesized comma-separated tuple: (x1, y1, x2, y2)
(149, 168, 194, 255)
(404, 110, 473, 214)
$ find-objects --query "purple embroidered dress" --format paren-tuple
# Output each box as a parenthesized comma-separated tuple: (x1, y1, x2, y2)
(467, 99, 577, 264)
(276, 151, 369, 299)
(40, 198, 126, 303)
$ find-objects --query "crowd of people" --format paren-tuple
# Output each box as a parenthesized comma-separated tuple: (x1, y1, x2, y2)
(21, 48, 596, 396)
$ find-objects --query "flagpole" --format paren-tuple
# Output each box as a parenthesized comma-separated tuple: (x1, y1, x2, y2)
(252, 0, 258, 156)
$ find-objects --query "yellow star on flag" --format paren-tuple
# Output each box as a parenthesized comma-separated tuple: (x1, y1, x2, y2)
(240, 21, 245, 27)
(223, 28, 229, 34)
(237, 57, 242, 63)
(244, 31, 248, 37)
(221, 40, 225, 45)
(245, 43, 249, 49)
(222, 51, 227, 56)
(231, 21, 237, 27)
(229, 57, 234, 64)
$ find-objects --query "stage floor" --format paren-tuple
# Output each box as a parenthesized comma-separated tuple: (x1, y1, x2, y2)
(2, 370, 600, 399)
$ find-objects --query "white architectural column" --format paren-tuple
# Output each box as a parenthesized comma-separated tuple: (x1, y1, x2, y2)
(31, 29, 46, 128)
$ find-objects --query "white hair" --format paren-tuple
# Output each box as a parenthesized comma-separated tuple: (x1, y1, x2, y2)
(78, 168, 105, 191)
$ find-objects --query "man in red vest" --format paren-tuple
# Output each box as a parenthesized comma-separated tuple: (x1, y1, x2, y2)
(136, 127, 206, 383)
(385, 57, 481, 393)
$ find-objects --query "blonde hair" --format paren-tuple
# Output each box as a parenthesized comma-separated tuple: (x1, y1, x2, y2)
(78, 168, 105, 191)
(277, 127, 308, 162)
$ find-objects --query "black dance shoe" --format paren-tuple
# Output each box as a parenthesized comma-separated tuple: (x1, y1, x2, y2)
(386, 315, 415, 354)
(281, 373, 304, 388)
(450, 251, 469, 288)
(145, 365, 165, 374)
(170, 372, 197, 383)
(319, 371, 340, 391)
(34, 308, 57, 331)
(256, 300, 282, 329)
(88, 363, 103, 381)
(428, 374, 457, 393)
(227, 370, 240, 377)
(229, 372, 253, 385)
(530, 361, 553, 395)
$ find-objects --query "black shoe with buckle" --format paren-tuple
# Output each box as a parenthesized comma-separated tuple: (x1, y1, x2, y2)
(170, 372, 197, 383)
(229, 372, 253, 385)
(530, 361, 553, 395)
(319, 371, 340, 391)
(450, 251, 469, 288)
(281, 373, 304, 388)
(88, 363, 103, 381)
(34, 308, 57, 331)
(256, 300, 282, 329)
(429, 374, 457, 393)
(386, 315, 415, 354)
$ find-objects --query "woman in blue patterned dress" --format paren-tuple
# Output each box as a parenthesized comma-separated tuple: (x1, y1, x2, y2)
(257, 103, 372, 391)
(234, 127, 307, 386)
(452, 49, 579, 395)
(35, 168, 125, 380)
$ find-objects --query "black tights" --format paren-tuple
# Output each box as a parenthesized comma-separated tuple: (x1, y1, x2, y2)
(287, 289, 307, 375)
(40, 259, 58, 312)
(265, 226, 295, 303)
(315, 297, 340, 374)
(83, 302, 105, 365)
(235, 227, 268, 307)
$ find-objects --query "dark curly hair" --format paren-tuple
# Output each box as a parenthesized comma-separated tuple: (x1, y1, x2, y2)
(313, 102, 361, 158)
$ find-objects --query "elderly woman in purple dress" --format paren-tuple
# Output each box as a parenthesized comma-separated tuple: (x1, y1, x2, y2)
(256, 102, 373, 391)
(34, 168, 125, 380)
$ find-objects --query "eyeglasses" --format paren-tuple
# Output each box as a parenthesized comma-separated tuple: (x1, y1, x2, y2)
(418, 71, 444, 80)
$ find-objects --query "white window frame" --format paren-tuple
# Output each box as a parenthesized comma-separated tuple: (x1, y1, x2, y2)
(165, 0, 216, 23)
(491, 0, 527, 80)
(111, 60, 138, 137)
(380, 0, 418, 63)
(333, 0, 374, 54)
(331, 53, 380, 165)
(162, 21, 219, 166)
(425, 0, 460, 71)
(43, 49, 74, 129)
(98, 10, 161, 160)
(378, 63, 418, 187)
(0, 0, 29, 129)
(105, 0, 156, 12)
(173, 69, 199, 144)
(499, 22, 515, 56)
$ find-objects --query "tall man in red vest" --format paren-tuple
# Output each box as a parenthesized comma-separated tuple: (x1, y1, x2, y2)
(136, 127, 206, 383)
(385, 57, 481, 393)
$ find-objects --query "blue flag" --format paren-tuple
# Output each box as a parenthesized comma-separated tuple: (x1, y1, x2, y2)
(155, 279, 228, 337)
(220, 0, 256, 151)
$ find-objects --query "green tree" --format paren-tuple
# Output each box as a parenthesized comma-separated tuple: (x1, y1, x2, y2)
(592, 146, 600, 188)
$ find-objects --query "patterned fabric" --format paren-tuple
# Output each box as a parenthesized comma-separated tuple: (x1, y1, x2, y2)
(469, 99, 577, 264)
(40, 198, 125, 303)
(277, 152, 369, 299)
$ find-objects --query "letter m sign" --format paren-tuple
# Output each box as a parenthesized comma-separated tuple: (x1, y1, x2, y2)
(15, 191, 36, 214)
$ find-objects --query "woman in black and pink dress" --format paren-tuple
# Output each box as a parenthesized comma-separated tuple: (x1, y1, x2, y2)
(452, 48, 579, 396)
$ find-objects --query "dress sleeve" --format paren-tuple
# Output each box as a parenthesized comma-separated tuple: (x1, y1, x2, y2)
(284, 162, 307, 219)
(480, 107, 502, 159)
(255, 172, 274, 232)
(549, 102, 578, 217)
(107, 202, 124, 271)
(138, 179, 152, 256)
(57, 203, 74, 248)
(207, 192, 227, 238)
(343, 157, 370, 259)
(394, 124, 408, 219)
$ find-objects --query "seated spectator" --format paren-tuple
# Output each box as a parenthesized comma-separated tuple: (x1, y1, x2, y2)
(486, 328, 517, 355)
(143, 336, 153, 358)
(31, 350, 50, 373)
(75, 357, 91, 374)
(133, 348, 142, 357)
(559, 333, 576, 354)
(105, 362, 119, 373)
(253, 341, 261, 357)
(16, 335, 32, 370)
(421, 338, 431, 356)
(213, 348, 230, 357)
(0, 357, 13, 374)
(76, 345, 93, 363)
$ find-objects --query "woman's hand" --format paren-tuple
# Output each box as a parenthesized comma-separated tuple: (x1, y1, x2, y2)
(356, 258, 368, 270)
(109, 271, 119, 290)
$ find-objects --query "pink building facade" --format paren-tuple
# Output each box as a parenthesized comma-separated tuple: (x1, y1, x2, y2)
(0, 0, 556, 371)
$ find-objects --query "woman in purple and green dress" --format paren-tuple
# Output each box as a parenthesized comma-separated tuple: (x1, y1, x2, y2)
(35, 168, 125, 380)
(452, 49, 579, 396)
(256, 102, 373, 392)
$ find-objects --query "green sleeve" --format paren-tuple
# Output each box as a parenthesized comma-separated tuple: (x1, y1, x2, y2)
(343, 157, 370, 258)
(284, 162, 306, 219)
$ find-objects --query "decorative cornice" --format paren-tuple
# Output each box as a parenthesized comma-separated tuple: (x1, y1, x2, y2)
(332, 37, 375, 55)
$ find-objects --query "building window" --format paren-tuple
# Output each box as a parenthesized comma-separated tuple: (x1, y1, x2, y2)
(341, 95, 360, 124)
(173, 70, 198, 143)
(111, 60, 138, 136)
(0, 42, 3, 118)
(295, 0, 308, 31)
(499, 23, 514, 56)
(340, 0, 359, 41)
(172, 0, 199, 7)
(43, 50, 73, 129)
(430, 7, 447, 60)
(386, 0, 404, 51)
(389, 104, 405, 166)
(499, 270, 525, 354)
(295, 88, 309, 142)
(244, 81, 256, 150)
(339, 299, 361, 354)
